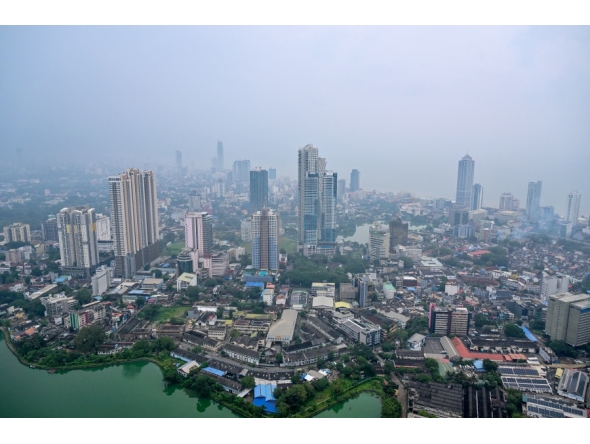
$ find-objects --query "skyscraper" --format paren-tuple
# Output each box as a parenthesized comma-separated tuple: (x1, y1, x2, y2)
(499, 192, 519, 211)
(389, 218, 409, 250)
(233, 160, 251, 183)
(455, 154, 475, 209)
(472, 183, 483, 210)
(337, 179, 346, 202)
(109, 169, 159, 278)
(175, 150, 182, 170)
(566, 190, 581, 225)
(57, 206, 99, 277)
(297, 144, 337, 256)
(42, 216, 58, 242)
(268, 167, 277, 180)
(249, 167, 268, 213)
(526, 180, 543, 223)
(251, 208, 279, 270)
(185, 212, 213, 257)
(216, 141, 224, 172)
(350, 169, 360, 192)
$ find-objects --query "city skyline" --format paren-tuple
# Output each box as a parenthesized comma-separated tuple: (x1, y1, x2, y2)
(1, 26, 588, 216)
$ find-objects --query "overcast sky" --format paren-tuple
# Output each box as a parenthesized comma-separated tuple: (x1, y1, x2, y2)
(1, 26, 589, 216)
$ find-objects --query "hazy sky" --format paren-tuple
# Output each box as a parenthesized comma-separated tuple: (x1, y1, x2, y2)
(1, 26, 589, 216)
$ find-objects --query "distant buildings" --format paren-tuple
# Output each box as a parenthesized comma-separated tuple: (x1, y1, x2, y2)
(565, 190, 581, 225)
(175, 150, 182, 170)
(268, 167, 276, 180)
(249, 167, 268, 213)
(216, 140, 224, 172)
(337, 179, 346, 201)
(525, 180, 542, 223)
(545, 292, 590, 347)
(499, 192, 519, 211)
(41, 217, 58, 242)
(251, 208, 279, 271)
(233, 160, 251, 183)
(471, 183, 483, 210)
(185, 212, 213, 257)
(57, 206, 99, 277)
(350, 169, 360, 192)
(109, 169, 159, 278)
(95, 213, 111, 241)
(455, 154, 475, 209)
(3, 223, 31, 243)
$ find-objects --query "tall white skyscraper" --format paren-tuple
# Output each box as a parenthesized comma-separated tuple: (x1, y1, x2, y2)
(566, 190, 581, 225)
(185, 212, 213, 257)
(251, 208, 279, 270)
(499, 192, 519, 211)
(297, 144, 338, 256)
(455, 154, 475, 209)
(471, 183, 483, 210)
(57, 206, 99, 277)
(526, 180, 543, 223)
(109, 169, 159, 278)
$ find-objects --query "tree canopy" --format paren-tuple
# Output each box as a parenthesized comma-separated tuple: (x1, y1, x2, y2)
(74, 325, 106, 353)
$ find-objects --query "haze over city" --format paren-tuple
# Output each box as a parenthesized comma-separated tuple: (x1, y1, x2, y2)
(1, 26, 589, 216)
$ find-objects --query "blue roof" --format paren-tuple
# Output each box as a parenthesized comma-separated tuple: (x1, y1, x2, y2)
(203, 367, 226, 377)
(253, 384, 278, 413)
(473, 360, 485, 370)
(520, 325, 538, 342)
(245, 282, 264, 287)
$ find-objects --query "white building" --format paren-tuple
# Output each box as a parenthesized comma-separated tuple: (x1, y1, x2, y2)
(262, 288, 274, 305)
(176, 272, 197, 291)
(565, 190, 581, 225)
(369, 223, 390, 260)
(91, 267, 112, 296)
(95, 213, 111, 241)
(240, 219, 252, 243)
(57, 206, 99, 277)
(540, 273, 569, 303)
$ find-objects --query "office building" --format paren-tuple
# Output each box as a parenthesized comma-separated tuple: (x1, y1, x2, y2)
(233, 160, 251, 183)
(565, 190, 581, 225)
(389, 218, 408, 251)
(40, 293, 71, 317)
(41, 217, 58, 242)
(185, 212, 213, 257)
(545, 293, 590, 347)
(251, 208, 279, 271)
(241, 219, 252, 242)
(448, 208, 470, 226)
(188, 191, 201, 212)
(250, 167, 269, 213)
(499, 192, 519, 211)
(268, 167, 276, 180)
(3, 223, 31, 243)
(57, 207, 99, 277)
(526, 180, 542, 223)
(339, 319, 382, 346)
(369, 223, 390, 260)
(177, 248, 196, 275)
(175, 150, 182, 170)
(109, 169, 159, 278)
(471, 183, 483, 210)
(540, 272, 570, 304)
(297, 144, 338, 256)
(429, 305, 470, 336)
(358, 274, 372, 308)
(455, 154, 475, 209)
(92, 267, 112, 296)
(350, 169, 360, 192)
(216, 140, 224, 172)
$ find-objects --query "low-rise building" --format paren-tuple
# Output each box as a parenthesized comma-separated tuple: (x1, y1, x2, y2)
(176, 272, 197, 291)
(223, 343, 261, 365)
(339, 319, 382, 346)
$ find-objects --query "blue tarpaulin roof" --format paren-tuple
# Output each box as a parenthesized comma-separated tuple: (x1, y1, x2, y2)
(253, 384, 278, 413)
(202, 367, 226, 377)
(245, 282, 264, 287)
(520, 325, 538, 342)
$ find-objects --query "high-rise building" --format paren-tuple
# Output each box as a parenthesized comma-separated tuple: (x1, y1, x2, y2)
(540, 272, 570, 303)
(57, 206, 99, 277)
(566, 190, 581, 225)
(526, 180, 542, 223)
(337, 179, 346, 202)
(350, 169, 360, 192)
(3, 223, 31, 244)
(269, 167, 276, 180)
(233, 160, 251, 183)
(216, 141, 224, 172)
(358, 274, 372, 308)
(429, 305, 470, 336)
(41, 217, 59, 242)
(188, 191, 201, 212)
(175, 150, 182, 170)
(250, 167, 268, 213)
(297, 144, 338, 256)
(389, 218, 408, 250)
(109, 169, 159, 278)
(251, 208, 279, 270)
(448, 208, 469, 226)
(95, 214, 111, 241)
(369, 223, 390, 260)
(455, 154, 475, 209)
(185, 212, 213, 257)
(545, 293, 590, 347)
(472, 183, 483, 210)
(499, 192, 519, 211)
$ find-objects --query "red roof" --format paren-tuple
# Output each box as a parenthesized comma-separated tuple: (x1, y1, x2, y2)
(451, 337, 505, 362)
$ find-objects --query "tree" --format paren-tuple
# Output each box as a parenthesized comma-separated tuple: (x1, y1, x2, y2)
(241, 375, 255, 389)
(503, 323, 526, 338)
(280, 248, 286, 255)
(153, 269, 163, 279)
(204, 279, 218, 288)
(139, 304, 161, 321)
(73, 325, 106, 353)
(153, 336, 176, 352)
(381, 397, 402, 418)
(275, 353, 283, 364)
(400, 256, 414, 269)
(216, 306, 224, 319)
(483, 359, 498, 372)
(74, 288, 92, 306)
(229, 329, 240, 339)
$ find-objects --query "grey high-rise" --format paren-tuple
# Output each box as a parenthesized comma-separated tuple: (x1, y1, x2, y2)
(526, 180, 542, 223)
(472, 183, 483, 210)
(57, 206, 99, 277)
(250, 167, 268, 213)
(216, 141, 224, 172)
(455, 154, 475, 209)
(350, 169, 360, 192)
(233, 160, 251, 183)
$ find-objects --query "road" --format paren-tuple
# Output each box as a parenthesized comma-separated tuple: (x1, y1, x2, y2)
(378, 357, 408, 417)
